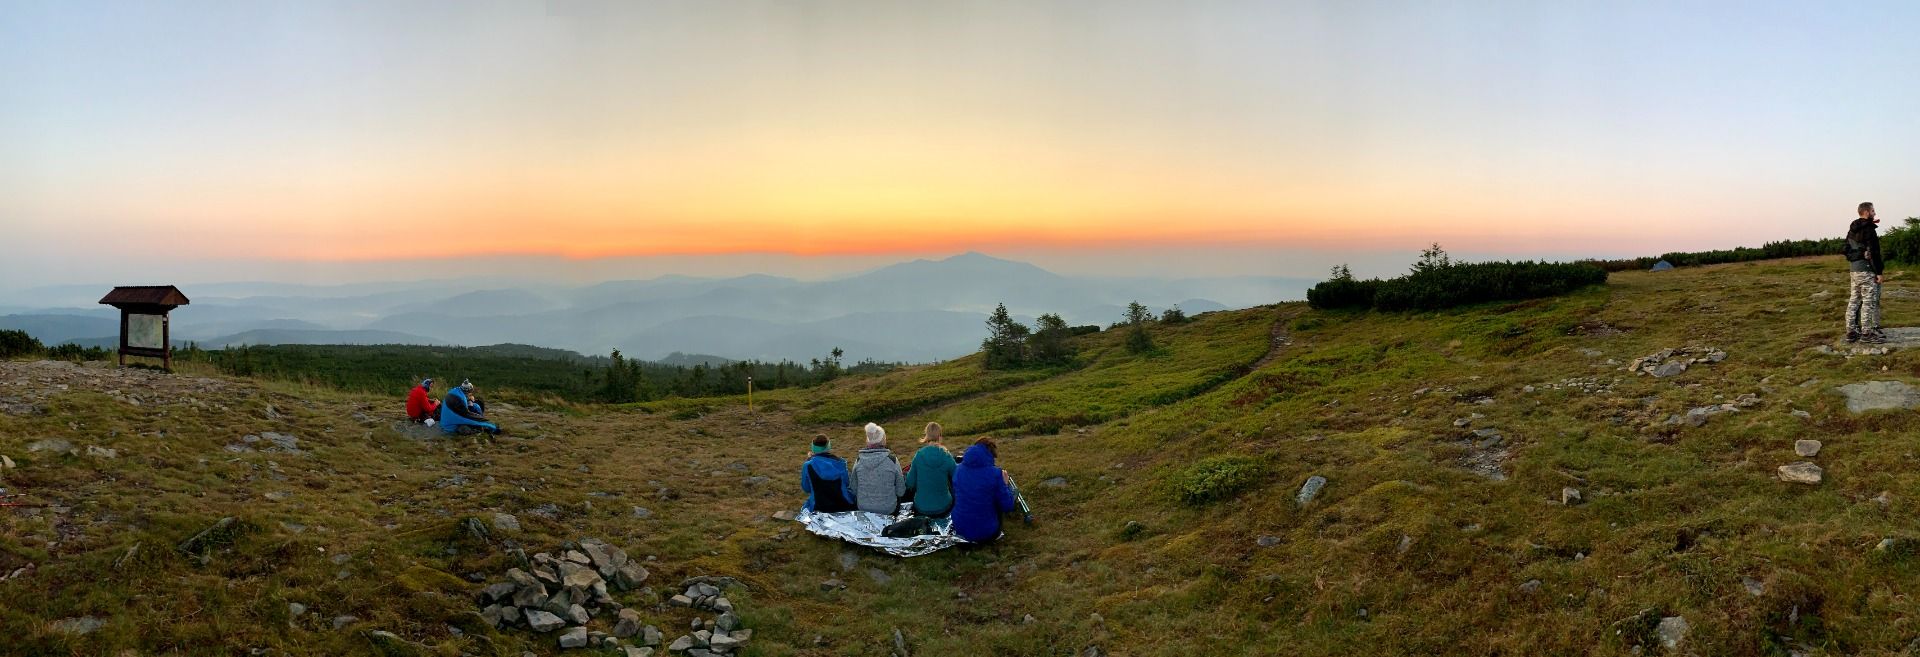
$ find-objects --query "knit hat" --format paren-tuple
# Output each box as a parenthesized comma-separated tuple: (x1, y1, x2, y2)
(460, 379, 474, 391)
(421, 378, 433, 388)
(864, 422, 886, 446)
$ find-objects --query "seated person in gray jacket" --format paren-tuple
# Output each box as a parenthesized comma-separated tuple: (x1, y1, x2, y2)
(848, 422, 906, 515)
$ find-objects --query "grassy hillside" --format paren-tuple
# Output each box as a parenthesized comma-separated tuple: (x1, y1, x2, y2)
(5, 256, 1920, 656)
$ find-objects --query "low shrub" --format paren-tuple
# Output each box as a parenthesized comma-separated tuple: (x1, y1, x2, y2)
(1308, 259, 1606, 313)
(0, 330, 43, 359)
(1172, 455, 1267, 505)
(1587, 237, 1849, 272)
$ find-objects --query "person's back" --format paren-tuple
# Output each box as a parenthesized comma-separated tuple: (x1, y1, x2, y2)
(951, 439, 1018, 543)
(800, 435, 856, 513)
(406, 379, 438, 422)
(905, 422, 957, 517)
(848, 422, 905, 515)
(1845, 202, 1886, 343)
(438, 381, 499, 434)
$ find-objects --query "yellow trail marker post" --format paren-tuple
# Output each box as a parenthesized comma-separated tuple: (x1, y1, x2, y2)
(747, 376, 754, 413)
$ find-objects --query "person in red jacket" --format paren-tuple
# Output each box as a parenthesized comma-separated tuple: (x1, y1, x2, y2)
(406, 378, 440, 423)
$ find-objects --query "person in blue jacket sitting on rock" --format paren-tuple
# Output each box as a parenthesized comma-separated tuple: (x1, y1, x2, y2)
(439, 379, 501, 435)
(950, 437, 1022, 543)
(800, 434, 857, 512)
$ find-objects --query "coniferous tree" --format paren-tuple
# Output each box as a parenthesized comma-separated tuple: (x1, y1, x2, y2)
(1124, 301, 1155, 354)
(1027, 313, 1075, 366)
(982, 303, 1032, 369)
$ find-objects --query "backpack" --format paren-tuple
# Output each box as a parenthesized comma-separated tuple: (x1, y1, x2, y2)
(1845, 221, 1872, 262)
(882, 515, 934, 538)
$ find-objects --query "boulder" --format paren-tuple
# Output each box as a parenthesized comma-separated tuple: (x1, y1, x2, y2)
(1778, 462, 1823, 485)
(1834, 380, 1920, 413)
(493, 513, 521, 533)
(482, 582, 517, 602)
(1794, 440, 1822, 457)
(566, 603, 590, 625)
(667, 635, 694, 652)
(1296, 475, 1327, 506)
(643, 625, 663, 647)
(1656, 616, 1689, 649)
(709, 633, 742, 652)
(613, 609, 642, 638)
(1650, 361, 1689, 378)
(525, 609, 567, 633)
(613, 562, 650, 591)
(559, 627, 589, 648)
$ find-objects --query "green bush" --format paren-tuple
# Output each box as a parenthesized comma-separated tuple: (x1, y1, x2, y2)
(1586, 236, 1848, 272)
(45, 343, 110, 362)
(1308, 260, 1605, 312)
(1305, 277, 1381, 310)
(1881, 218, 1920, 265)
(1172, 455, 1266, 505)
(1371, 261, 1606, 311)
(0, 330, 42, 359)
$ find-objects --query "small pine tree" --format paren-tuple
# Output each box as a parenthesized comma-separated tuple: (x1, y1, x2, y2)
(1330, 264, 1353, 281)
(1411, 243, 1452, 274)
(1124, 301, 1155, 354)
(1160, 305, 1190, 324)
(982, 303, 1032, 369)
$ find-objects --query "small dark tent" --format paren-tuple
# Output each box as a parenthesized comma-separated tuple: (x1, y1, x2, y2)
(1649, 260, 1675, 272)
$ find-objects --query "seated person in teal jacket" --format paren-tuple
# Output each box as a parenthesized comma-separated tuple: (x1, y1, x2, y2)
(903, 422, 957, 517)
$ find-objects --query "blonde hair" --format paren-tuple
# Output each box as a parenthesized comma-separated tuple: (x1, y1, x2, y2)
(923, 422, 944, 443)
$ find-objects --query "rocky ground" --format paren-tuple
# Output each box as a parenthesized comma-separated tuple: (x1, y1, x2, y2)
(6, 256, 1920, 656)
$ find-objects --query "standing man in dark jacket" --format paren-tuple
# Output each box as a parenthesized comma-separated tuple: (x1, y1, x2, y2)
(1846, 202, 1885, 343)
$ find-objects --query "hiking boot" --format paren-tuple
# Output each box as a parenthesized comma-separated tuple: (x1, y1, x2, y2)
(1862, 331, 1887, 344)
(1846, 331, 1861, 343)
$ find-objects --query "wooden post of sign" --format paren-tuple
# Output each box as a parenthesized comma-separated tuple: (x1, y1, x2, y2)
(747, 376, 754, 412)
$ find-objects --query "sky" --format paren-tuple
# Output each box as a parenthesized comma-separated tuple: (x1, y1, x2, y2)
(4, 0, 1918, 287)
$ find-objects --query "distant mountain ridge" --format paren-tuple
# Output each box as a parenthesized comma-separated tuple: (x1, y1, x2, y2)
(1, 253, 1311, 362)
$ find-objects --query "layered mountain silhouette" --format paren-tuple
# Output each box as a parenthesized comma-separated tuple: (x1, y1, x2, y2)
(0, 253, 1309, 362)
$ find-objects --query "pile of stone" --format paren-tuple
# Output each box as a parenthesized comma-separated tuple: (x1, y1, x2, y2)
(665, 578, 753, 656)
(476, 538, 661, 652)
(1624, 347, 1726, 378)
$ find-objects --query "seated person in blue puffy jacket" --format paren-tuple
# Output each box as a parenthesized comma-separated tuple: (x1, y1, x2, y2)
(950, 437, 1020, 543)
(439, 379, 501, 435)
(800, 434, 857, 513)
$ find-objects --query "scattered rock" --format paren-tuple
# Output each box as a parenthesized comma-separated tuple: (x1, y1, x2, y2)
(525, 610, 566, 633)
(1256, 535, 1280, 548)
(614, 609, 642, 638)
(49, 616, 104, 635)
(631, 506, 653, 519)
(493, 513, 521, 532)
(1790, 409, 1812, 420)
(289, 602, 307, 618)
(332, 615, 360, 630)
(559, 626, 589, 648)
(1834, 380, 1920, 413)
(893, 627, 910, 657)
(1296, 475, 1327, 506)
(1518, 579, 1541, 594)
(84, 445, 117, 458)
(1561, 487, 1583, 506)
(1794, 440, 1822, 457)
(819, 579, 845, 591)
(1742, 577, 1765, 596)
(1656, 616, 1689, 649)
(1778, 462, 1824, 485)
(1039, 477, 1068, 489)
(26, 438, 75, 455)
(865, 567, 892, 586)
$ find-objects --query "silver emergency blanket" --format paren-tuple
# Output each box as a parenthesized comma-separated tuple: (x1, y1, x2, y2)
(792, 505, 968, 558)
